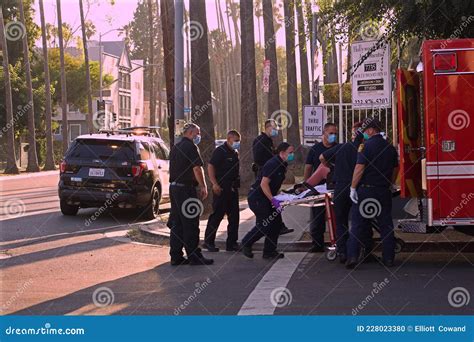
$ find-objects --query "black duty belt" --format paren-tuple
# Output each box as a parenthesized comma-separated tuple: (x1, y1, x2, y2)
(171, 182, 195, 188)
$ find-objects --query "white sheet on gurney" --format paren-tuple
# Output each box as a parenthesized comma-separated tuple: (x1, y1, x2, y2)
(274, 184, 329, 202)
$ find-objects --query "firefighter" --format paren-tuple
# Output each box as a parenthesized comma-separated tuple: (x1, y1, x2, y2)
(304, 122, 338, 252)
(203, 130, 241, 252)
(346, 118, 399, 268)
(241, 142, 295, 259)
(252, 119, 294, 236)
(319, 122, 364, 263)
(168, 123, 213, 266)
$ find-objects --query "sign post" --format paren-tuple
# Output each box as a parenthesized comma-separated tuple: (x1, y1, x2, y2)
(351, 40, 391, 109)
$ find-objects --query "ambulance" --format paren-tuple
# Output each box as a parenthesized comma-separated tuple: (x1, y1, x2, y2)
(397, 38, 474, 233)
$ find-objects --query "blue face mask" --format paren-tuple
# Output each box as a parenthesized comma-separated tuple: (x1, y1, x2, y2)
(287, 153, 295, 162)
(232, 141, 240, 150)
(328, 134, 337, 144)
(271, 129, 278, 137)
(193, 135, 201, 145)
(363, 133, 370, 140)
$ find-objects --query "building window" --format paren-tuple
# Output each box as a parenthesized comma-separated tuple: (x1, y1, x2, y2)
(119, 71, 131, 90)
(69, 124, 81, 142)
(119, 95, 131, 118)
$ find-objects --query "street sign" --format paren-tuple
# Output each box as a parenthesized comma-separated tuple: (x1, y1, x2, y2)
(351, 40, 391, 109)
(263, 60, 270, 93)
(303, 105, 325, 137)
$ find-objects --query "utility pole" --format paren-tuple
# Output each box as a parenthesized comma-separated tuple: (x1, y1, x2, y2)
(174, 0, 185, 142)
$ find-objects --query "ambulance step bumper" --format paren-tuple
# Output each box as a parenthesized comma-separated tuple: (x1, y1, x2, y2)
(398, 219, 427, 233)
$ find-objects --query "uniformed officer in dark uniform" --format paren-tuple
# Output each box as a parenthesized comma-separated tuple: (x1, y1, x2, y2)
(304, 122, 338, 252)
(346, 118, 399, 268)
(320, 122, 365, 263)
(168, 123, 213, 266)
(241, 142, 295, 259)
(203, 130, 241, 252)
(252, 119, 294, 236)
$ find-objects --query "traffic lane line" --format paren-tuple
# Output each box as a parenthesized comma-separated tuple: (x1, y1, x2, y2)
(238, 252, 306, 316)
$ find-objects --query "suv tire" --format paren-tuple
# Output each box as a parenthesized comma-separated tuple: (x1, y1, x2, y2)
(60, 199, 79, 216)
(143, 185, 161, 220)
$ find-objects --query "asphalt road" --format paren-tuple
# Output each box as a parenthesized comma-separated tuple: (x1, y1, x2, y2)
(1, 172, 473, 316)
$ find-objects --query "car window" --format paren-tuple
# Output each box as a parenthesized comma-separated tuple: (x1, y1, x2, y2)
(152, 142, 169, 160)
(67, 139, 136, 161)
(138, 142, 154, 161)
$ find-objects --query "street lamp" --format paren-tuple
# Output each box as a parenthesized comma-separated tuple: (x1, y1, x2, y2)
(226, 73, 240, 132)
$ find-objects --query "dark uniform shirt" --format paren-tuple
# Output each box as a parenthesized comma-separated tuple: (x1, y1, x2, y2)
(252, 133, 274, 167)
(250, 155, 287, 200)
(357, 134, 399, 188)
(209, 143, 240, 186)
(322, 133, 364, 185)
(169, 137, 204, 186)
(305, 141, 335, 185)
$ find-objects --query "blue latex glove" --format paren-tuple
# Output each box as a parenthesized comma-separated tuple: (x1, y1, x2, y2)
(271, 197, 283, 211)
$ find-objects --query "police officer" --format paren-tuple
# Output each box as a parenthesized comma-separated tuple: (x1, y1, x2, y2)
(168, 123, 213, 266)
(304, 122, 338, 252)
(241, 142, 295, 259)
(319, 122, 365, 263)
(252, 119, 294, 236)
(203, 130, 241, 252)
(346, 118, 399, 268)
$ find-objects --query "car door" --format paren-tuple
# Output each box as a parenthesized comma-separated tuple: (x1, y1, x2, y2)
(152, 141, 170, 198)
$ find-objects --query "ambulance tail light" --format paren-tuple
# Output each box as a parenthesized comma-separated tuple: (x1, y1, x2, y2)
(433, 53, 457, 72)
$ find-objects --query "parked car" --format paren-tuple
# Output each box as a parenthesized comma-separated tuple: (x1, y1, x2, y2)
(58, 129, 170, 220)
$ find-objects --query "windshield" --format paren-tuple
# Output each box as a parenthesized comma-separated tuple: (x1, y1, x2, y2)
(67, 139, 136, 161)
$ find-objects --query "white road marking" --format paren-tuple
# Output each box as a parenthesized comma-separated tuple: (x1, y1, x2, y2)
(238, 252, 306, 316)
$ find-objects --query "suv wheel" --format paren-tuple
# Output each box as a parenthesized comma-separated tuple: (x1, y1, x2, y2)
(60, 199, 79, 216)
(144, 186, 161, 220)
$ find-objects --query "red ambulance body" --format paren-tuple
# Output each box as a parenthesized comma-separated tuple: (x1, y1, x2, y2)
(397, 38, 474, 232)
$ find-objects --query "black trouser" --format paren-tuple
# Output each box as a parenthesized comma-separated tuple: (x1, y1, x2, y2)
(241, 195, 280, 255)
(168, 184, 201, 260)
(205, 185, 239, 248)
(309, 205, 326, 248)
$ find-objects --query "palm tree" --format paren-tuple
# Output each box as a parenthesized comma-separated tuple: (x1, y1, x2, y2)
(19, 0, 40, 172)
(240, 0, 259, 188)
(39, 0, 55, 170)
(57, 0, 69, 154)
(0, 6, 19, 174)
(283, 0, 301, 153)
(296, 0, 310, 107)
(147, 0, 156, 126)
(160, 0, 175, 145)
(79, 0, 94, 133)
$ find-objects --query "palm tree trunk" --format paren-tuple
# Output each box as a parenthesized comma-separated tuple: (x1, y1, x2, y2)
(79, 0, 94, 134)
(39, 0, 55, 170)
(160, 0, 175, 145)
(240, 0, 259, 188)
(147, 0, 156, 127)
(19, 0, 40, 172)
(0, 7, 19, 174)
(57, 0, 69, 154)
(296, 0, 310, 107)
(283, 0, 301, 151)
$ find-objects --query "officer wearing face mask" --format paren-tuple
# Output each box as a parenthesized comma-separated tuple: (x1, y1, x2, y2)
(168, 123, 213, 266)
(242, 142, 295, 260)
(304, 122, 338, 253)
(203, 130, 241, 253)
(252, 119, 294, 236)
